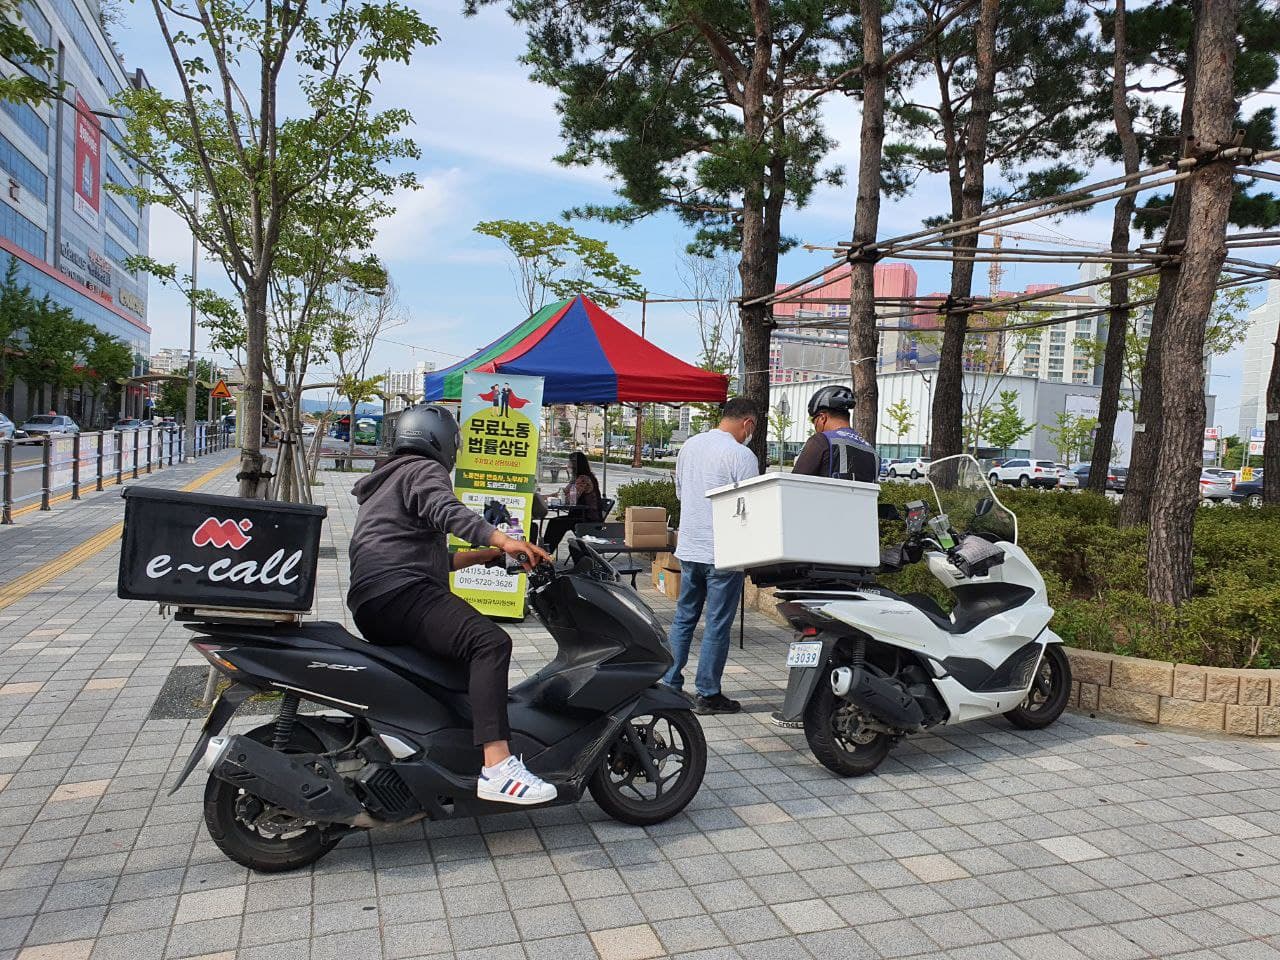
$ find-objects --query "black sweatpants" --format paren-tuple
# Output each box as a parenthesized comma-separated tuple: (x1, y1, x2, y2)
(354, 582, 512, 745)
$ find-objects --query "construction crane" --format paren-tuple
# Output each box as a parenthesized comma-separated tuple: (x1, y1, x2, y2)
(982, 228, 1108, 296)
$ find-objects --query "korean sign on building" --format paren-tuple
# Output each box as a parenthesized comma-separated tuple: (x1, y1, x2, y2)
(450, 372, 544, 619)
(73, 95, 101, 227)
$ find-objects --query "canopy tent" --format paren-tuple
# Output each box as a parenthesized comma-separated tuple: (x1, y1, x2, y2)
(423, 295, 730, 405)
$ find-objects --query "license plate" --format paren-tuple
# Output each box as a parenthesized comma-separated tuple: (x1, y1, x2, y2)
(786, 641, 823, 668)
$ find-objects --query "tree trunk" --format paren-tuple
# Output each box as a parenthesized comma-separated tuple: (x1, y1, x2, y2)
(1088, 0, 1140, 494)
(931, 0, 998, 460)
(1146, 0, 1239, 606)
(736, 0, 779, 473)
(348, 399, 358, 469)
(1264, 328, 1280, 504)
(238, 281, 268, 497)
(1117, 21, 1202, 527)
(849, 0, 886, 442)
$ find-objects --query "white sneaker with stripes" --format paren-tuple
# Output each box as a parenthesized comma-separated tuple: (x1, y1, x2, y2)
(477, 755, 557, 805)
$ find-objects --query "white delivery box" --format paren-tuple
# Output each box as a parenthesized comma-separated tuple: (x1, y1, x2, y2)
(707, 473, 881, 571)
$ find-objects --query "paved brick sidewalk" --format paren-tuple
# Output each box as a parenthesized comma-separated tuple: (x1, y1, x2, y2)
(0, 448, 241, 587)
(5, 467, 1280, 959)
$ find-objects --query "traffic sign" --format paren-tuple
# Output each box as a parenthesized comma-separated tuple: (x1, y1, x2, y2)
(210, 380, 232, 400)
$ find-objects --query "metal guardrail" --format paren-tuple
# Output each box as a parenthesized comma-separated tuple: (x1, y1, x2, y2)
(0, 423, 232, 524)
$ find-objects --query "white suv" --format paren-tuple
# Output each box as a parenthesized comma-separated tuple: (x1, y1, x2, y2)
(989, 458, 1060, 489)
(885, 457, 931, 480)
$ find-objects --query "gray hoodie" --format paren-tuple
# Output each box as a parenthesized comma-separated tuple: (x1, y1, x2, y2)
(346, 455, 497, 612)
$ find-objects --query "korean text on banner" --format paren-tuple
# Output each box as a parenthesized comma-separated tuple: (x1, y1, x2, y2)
(450, 372, 544, 619)
(73, 95, 101, 226)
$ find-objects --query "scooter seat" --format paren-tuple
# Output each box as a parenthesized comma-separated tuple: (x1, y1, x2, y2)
(189, 620, 471, 692)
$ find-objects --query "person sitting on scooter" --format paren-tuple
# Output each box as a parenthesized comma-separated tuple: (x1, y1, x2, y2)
(347, 403, 556, 806)
(792, 385, 878, 482)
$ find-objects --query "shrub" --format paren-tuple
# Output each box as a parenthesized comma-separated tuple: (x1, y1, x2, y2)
(876, 483, 1280, 669)
(615, 478, 680, 526)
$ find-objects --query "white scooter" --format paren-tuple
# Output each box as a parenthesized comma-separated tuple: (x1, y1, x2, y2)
(767, 455, 1072, 777)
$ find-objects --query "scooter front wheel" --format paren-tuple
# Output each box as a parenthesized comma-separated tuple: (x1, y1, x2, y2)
(804, 678, 891, 777)
(588, 709, 706, 826)
(1004, 644, 1072, 729)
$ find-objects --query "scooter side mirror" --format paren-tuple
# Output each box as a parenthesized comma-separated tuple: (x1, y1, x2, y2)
(878, 503, 903, 522)
(975, 497, 994, 517)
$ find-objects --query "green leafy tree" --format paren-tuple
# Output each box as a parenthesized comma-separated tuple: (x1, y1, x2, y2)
(473, 220, 644, 315)
(884, 0, 1106, 464)
(472, 0, 862, 470)
(0, 258, 38, 405)
(1043, 411, 1098, 466)
(115, 0, 436, 496)
(885, 397, 915, 442)
(81, 331, 134, 427)
(153, 358, 216, 420)
(769, 403, 795, 465)
(985, 390, 1033, 456)
(13, 298, 92, 415)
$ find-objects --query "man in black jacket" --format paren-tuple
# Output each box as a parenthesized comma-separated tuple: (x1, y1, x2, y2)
(347, 403, 555, 805)
(792, 385, 878, 482)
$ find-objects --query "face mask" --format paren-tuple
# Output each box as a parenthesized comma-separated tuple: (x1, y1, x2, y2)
(743, 430, 754, 446)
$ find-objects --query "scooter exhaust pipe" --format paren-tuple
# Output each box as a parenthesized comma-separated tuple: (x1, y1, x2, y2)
(830, 666, 924, 731)
(207, 734, 365, 822)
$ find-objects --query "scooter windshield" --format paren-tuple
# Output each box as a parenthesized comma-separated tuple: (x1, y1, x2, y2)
(925, 454, 1018, 545)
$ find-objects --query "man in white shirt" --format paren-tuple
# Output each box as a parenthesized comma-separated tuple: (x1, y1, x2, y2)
(662, 397, 760, 714)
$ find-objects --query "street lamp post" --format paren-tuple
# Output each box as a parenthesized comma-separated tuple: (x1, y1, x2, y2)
(184, 189, 200, 463)
(909, 362, 933, 455)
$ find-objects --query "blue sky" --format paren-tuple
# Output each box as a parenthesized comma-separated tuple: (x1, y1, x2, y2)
(126, 0, 1273, 429)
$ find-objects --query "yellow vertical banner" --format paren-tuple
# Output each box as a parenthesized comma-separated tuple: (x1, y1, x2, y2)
(450, 372, 544, 619)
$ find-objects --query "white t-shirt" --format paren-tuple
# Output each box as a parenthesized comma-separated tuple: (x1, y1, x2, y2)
(674, 428, 760, 565)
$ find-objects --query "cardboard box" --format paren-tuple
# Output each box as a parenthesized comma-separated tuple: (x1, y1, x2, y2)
(625, 506, 667, 523)
(656, 566, 681, 600)
(625, 520, 668, 548)
(653, 551, 680, 572)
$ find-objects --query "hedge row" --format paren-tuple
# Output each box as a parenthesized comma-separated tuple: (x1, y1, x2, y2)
(617, 475, 1280, 669)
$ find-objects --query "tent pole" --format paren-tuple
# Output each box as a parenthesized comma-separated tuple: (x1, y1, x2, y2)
(602, 404, 609, 507)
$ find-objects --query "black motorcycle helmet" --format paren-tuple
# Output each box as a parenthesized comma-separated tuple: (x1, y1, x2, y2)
(807, 384, 854, 420)
(392, 403, 460, 469)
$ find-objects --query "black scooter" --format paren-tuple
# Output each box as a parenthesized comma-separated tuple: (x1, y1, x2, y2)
(172, 539, 705, 872)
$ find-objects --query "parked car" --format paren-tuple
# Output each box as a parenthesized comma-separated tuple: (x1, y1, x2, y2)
(1072, 463, 1128, 492)
(1199, 469, 1233, 502)
(989, 458, 1059, 489)
(885, 457, 931, 480)
(302, 422, 317, 437)
(1055, 464, 1079, 489)
(1231, 479, 1265, 509)
(20, 415, 79, 436)
(115, 418, 144, 431)
(0, 412, 18, 439)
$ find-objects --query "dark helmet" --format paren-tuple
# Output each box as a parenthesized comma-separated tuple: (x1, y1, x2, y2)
(807, 384, 854, 419)
(393, 403, 460, 469)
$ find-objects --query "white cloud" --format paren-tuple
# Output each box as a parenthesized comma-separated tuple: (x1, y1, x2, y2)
(370, 168, 470, 264)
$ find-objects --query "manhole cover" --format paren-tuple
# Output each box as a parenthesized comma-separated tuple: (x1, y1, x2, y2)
(148, 665, 280, 720)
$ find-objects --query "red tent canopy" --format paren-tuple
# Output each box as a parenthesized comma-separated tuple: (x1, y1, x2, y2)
(424, 295, 729, 404)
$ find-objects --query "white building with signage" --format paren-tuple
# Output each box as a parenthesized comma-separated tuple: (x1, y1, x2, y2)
(0, 0, 151, 423)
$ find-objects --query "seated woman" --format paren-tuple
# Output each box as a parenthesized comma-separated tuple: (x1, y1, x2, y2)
(542, 451, 604, 553)
(347, 403, 555, 804)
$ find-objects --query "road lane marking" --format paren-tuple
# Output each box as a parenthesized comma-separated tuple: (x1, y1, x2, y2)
(0, 455, 240, 611)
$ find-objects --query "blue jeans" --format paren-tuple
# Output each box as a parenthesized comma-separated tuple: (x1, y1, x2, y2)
(662, 561, 744, 698)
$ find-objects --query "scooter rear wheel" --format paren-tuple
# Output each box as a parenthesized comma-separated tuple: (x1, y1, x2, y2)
(1004, 645, 1072, 730)
(588, 709, 706, 826)
(804, 679, 891, 777)
(203, 723, 343, 873)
